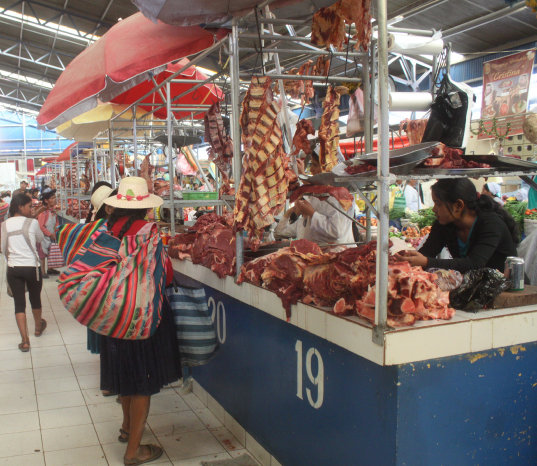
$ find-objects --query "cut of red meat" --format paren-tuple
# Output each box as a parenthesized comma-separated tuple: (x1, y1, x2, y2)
(400, 118, 428, 146)
(333, 297, 353, 315)
(291, 119, 315, 156)
(168, 213, 235, 278)
(423, 144, 490, 169)
(344, 162, 376, 175)
(289, 184, 354, 211)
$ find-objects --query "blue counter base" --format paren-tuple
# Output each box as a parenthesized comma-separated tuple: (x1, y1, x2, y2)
(182, 275, 537, 465)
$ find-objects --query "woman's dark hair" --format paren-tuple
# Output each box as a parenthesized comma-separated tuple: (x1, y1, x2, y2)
(85, 181, 113, 224)
(93, 189, 118, 221)
(431, 178, 519, 243)
(107, 207, 148, 239)
(9, 193, 32, 217)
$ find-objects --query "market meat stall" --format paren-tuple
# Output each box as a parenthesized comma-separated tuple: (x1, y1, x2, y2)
(160, 1, 537, 463)
(44, 0, 537, 463)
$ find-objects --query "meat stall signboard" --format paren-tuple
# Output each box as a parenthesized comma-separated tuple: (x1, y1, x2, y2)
(479, 49, 535, 139)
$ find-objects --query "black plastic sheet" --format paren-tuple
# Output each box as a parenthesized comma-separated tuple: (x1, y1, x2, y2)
(449, 268, 510, 311)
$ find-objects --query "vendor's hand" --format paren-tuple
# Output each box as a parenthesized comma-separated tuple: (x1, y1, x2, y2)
(394, 250, 428, 267)
(296, 158, 305, 175)
(283, 205, 299, 219)
(294, 199, 315, 218)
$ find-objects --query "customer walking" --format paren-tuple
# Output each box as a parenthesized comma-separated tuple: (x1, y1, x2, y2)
(37, 187, 58, 278)
(1, 193, 45, 352)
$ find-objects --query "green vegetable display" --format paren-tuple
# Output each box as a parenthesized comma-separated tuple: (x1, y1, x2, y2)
(406, 208, 437, 229)
(503, 200, 527, 233)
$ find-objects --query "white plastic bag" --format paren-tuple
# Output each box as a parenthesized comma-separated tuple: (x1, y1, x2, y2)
(346, 88, 365, 137)
(518, 229, 537, 285)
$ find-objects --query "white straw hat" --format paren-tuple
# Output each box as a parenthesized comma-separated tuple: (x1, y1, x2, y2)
(104, 177, 163, 209)
(90, 185, 113, 211)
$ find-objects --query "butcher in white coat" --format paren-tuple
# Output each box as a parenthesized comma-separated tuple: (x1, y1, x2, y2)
(275, 153, 355, 245)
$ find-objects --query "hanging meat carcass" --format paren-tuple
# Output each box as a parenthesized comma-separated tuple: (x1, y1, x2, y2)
(311, 0, 372, 51)
(204, 102, 233, 192)
(318, 86, 344, 172)
(234, 76, 289, 250)
(140, 154, 154, 193)
(283, 57, 331, 105)
(291, 119, 315, 156)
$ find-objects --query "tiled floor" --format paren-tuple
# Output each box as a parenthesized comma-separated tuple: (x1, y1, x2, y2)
(0, 271, 255, 466)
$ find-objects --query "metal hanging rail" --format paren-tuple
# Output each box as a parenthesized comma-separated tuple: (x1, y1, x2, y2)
(242, 73, 362, 83)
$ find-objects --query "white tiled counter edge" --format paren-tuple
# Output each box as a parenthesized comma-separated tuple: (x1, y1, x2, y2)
(172, 259, 537, 366)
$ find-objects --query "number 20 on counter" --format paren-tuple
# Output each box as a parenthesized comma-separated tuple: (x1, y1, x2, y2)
(295, 340, 324, 409)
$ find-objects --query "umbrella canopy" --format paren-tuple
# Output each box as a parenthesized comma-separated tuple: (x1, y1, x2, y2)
(57, 142, 78, 162)
(35, 165, 49, 176)
(133, 0, 333, 26)
(55, 103, 165, 142)
(56, 142, 93, 162)
(37, 12, 229, 129)
(110, 59, 224, 121)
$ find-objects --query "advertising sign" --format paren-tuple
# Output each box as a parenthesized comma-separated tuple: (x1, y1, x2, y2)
(480, 49, 535, 139)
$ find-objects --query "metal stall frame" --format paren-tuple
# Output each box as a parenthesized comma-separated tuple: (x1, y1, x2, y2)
(105, 35, 231, 237)
(226, 4, 394, 340)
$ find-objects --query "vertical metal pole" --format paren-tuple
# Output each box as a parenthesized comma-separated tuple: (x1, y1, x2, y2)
(167, 81, 176, 237)
(264, 6, 295, 166)
(109, 122, 116, 189)
(22, 114, 27, 184)
(76, 154, 81, 220)
(362, 53, 373, 243)
(93, 144, 98, 183)
(230, 19, 244, 277)
(133, 106, 138, 176)
(373, 0, 390, 343)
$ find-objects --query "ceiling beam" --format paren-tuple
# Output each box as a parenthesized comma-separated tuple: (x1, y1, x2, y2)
(0, 76, 50, 95)
(0, 62, 55, 87)
(0, 94, 43, 109)
(1, 0, 114, 34)
(442, 1, 528, 40)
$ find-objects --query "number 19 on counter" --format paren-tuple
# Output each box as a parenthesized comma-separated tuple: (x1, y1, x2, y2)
(295, 340, 324, 409)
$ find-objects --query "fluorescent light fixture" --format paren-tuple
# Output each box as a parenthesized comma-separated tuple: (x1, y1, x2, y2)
(1, 9, 100, 44)
(0, 69, 53, 89)
(0, 102, 39, 115)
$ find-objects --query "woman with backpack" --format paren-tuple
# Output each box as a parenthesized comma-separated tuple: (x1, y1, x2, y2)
(58, 177, 181, 465)
(1, 193, 45, 352)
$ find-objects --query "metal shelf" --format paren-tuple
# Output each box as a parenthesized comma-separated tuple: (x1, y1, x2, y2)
(162, 199, 233, 208)
(335, 169, 537, 184)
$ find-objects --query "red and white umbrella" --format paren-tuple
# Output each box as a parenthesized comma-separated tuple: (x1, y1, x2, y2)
(37, 12, 228, 129)
(110, 59, 224, 120)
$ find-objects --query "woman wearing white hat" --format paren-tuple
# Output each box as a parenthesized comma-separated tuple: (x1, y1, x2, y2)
(97, 177, 180, 465)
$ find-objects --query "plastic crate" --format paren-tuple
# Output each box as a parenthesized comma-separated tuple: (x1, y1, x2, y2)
(182, 191, 218, 200)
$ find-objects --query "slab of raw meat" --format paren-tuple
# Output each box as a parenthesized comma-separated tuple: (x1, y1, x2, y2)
(234, 76, 290, 250)
(289, 184, 354, 211)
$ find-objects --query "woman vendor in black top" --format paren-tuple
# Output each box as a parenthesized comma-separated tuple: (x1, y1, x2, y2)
(395, 178, 518, 273)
